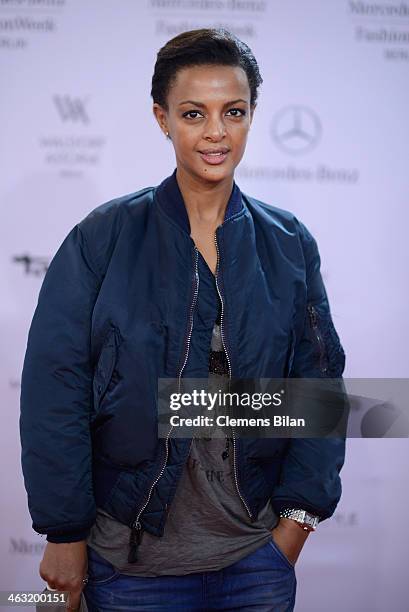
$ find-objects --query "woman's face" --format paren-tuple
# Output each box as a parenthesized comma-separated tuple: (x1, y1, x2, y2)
(153, 64, 255, 184)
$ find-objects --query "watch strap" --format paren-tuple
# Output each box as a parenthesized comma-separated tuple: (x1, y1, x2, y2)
(279, 508, 320, 531)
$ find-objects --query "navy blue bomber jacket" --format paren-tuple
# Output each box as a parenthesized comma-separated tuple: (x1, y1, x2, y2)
(19, 168, 347, 560)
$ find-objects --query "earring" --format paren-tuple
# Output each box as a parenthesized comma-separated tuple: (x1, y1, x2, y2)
(165, 131, 170, 139)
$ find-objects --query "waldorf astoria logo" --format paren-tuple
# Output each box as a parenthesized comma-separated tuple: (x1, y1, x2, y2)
(53, 95, 89, 124)
(38, 94, 106, 177)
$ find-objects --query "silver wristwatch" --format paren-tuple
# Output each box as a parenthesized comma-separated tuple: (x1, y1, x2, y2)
(279, 508, 320, 532)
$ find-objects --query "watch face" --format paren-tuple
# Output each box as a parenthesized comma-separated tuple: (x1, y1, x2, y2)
(304, 515, 319, 529)
(295, 511, 318, 530)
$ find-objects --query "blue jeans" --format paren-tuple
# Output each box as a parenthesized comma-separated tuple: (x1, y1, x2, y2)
(83, 539, 297, 611)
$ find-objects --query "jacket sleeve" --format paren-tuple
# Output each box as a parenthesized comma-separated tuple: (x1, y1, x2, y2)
(19, 224, 101, 543)
(270, 220, 347, 522)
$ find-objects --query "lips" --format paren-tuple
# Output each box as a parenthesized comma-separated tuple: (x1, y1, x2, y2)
(198, 147, 230, 155)
(198, 147, 230, 165)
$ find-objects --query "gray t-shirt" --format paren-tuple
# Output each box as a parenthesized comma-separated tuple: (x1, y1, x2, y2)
(86, 319, 279, 576)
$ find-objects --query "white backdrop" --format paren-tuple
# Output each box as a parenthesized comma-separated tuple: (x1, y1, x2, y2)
(1, 1, 408, 611)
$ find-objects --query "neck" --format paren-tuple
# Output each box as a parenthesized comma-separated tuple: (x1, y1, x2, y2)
(175, 165, 234, 228)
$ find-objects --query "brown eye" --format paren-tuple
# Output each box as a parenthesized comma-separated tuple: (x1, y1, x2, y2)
(182, 110, 203, 120)
(227, 108, 246, 117)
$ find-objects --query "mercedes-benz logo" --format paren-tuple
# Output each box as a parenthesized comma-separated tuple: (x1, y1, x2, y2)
(271, 106, 321, 155)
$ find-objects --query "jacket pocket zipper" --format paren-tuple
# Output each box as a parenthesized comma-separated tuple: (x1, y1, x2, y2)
(307, 303, 328, 374)
(127, 246, 200, 563)
(93, 325, 120, 414)
(285, 329, 296, 377)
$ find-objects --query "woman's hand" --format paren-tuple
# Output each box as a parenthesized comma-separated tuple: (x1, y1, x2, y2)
(271, 517, 310, 566)
(39, 541, 88, 611)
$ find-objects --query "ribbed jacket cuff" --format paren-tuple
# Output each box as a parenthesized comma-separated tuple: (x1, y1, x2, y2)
(46, 529, 90, 543)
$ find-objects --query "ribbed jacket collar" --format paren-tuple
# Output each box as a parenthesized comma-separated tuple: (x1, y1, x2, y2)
(154, 167, 243, 235)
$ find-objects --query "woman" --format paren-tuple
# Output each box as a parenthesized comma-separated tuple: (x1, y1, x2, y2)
(20, 28, 347, 612)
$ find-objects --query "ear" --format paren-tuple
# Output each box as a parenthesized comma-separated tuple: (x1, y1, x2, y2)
(152, 103, 169, 137)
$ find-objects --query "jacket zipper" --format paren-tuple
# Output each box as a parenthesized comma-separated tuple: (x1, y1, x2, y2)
(128, 246, 200, 563)
(214, 231, 253, 521)
(307, 303, 328, 374)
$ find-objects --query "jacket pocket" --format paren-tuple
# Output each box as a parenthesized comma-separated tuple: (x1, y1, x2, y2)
(307, 302, 345, 377)
(92, 325, 121, 413)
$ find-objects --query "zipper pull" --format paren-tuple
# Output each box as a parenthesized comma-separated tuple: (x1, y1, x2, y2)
(222, 436, 230, 460)
(307, 303, 317, 326)
(128, 521, 143, 563)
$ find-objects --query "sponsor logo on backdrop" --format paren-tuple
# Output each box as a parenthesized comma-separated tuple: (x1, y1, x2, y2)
(149, 0, 268, 39)
(0, 0, 65, 4)
(13, 254, 49, 276)
(333, 511, 359, 527)
(38, 95, 106, 177)
(53, 95, 89, 124)
(238, 105, 359, 185)
(10, 538, 46, 555)
(348, 1, 409, 62)
(271, 106, 321, 155)
(0, 0, 66, 51)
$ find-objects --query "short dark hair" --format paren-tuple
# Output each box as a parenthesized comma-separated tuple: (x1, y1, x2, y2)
(151, 28, 263, 111)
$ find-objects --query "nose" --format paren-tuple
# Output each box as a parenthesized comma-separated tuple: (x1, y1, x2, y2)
(203, 115, 227, 141)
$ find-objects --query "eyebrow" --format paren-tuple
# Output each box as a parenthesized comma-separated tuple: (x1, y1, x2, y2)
(178, 98, 248, 107)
